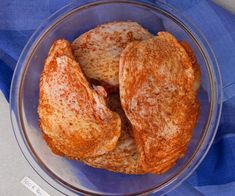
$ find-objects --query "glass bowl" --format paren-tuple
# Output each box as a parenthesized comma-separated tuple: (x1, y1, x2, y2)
(10, 0, 223, 195)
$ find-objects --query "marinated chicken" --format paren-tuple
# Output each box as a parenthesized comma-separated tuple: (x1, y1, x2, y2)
(72, 22, 153, 89)
(38, 40, 121, 159)
(119, 32, 200, 174)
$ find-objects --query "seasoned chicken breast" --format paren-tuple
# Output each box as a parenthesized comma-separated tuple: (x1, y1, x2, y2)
(43, 93, 144, 174)
(82, 94, 144, 174)
(72, 21, 153, 89)
(119, 32, 200, 174)
(38, 39, 121, 159)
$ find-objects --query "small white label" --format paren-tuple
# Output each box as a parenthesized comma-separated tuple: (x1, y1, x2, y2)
(21, 176, 50, 196)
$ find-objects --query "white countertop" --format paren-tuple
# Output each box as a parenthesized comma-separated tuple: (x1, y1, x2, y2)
(0, 92, 62, 196)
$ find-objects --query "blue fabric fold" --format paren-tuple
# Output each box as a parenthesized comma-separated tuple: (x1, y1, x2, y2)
(0, 0, 234, 195)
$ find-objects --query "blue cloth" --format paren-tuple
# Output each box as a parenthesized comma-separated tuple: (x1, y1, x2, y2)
(0, 0, 234, 195)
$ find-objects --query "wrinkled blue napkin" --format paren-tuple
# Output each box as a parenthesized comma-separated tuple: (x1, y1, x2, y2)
(0, 0, 234, 195)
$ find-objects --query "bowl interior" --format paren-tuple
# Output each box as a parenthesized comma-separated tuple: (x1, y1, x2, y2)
(16, 1, 214, 195)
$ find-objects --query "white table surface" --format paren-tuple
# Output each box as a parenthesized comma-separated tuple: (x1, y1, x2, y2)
(0, 92, 62, 196)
